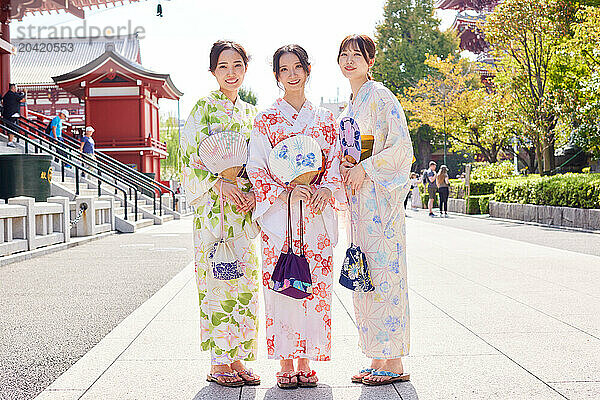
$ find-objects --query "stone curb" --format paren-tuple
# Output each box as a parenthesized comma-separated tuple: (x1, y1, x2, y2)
(0, 231, 116, 267)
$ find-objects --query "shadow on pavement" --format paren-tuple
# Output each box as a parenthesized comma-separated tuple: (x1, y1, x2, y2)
(193, 383, 241, 400)
(393, 381, 419, 399)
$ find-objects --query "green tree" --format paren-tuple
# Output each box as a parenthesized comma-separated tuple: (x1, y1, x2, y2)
(401, 55, 513, 164)
(160, 113, 180, 180)
(238, 87, 258, 105)
(485, 0, 570, 174)
(556, 6, 600, 157)
(372, 0, 458, 169)
(373, 0, 458, 93)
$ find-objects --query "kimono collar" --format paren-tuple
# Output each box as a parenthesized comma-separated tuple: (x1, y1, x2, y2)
(349, 80, 375, 108)
(210, 90, 238, 114)
(274, 98, 315, 127)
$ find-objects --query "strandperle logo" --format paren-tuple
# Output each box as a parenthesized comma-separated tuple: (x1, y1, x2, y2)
(15, 20, 146, 40)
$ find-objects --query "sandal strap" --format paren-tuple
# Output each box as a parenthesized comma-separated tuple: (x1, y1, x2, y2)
(236, 369, 254, 376)
(371, 370, 402, 378)
(276, 371, 297, 378)
(359, 368, 376, 374)
(297, 369, 317, 378)
(210, 372, 238, 378)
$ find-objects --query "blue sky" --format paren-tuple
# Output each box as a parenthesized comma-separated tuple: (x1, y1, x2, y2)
(12, 0, 456, 119)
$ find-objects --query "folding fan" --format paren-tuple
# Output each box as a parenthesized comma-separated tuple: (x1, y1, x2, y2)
(268, 135, 323, 186)
(339, 117, 361, 164)
(198, 131, 248, 182)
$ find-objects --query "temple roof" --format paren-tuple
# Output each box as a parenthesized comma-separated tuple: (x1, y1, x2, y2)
(435, 0, 499, 12)
(52, 45, 183, 100)
(10, 0, 141, 20)
(450, 12, 488, 53)
(11, 35, 141, 85)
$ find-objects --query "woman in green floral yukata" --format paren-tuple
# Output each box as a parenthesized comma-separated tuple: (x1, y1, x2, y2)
(180, 40, 260, 387)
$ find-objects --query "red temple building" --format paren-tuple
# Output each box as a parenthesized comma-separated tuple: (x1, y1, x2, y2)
(0, 1, 182, 180)
(11, 35, 142, 125)
(0, 0, 141, 94)
(52, 44, 182, 180)
(436, 0, 500, 83)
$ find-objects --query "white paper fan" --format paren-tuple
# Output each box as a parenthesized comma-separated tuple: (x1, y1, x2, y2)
(268, 135, 323, 185)
(198, 131, 248, 182)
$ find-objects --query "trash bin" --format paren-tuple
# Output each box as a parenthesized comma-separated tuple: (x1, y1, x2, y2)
(0, 154, 52, 201)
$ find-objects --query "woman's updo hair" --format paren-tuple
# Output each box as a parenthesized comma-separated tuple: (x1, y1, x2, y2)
(209, 40, 249, 72)
(272, 44, 311, 86)
(337, 34, 376, 79)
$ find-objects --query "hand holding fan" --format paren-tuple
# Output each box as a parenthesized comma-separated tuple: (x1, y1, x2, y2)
(198, 131, 248, 183)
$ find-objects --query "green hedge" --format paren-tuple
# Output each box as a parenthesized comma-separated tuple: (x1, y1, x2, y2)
(494, 173, 600, 209)
(449, 179, 503, 199)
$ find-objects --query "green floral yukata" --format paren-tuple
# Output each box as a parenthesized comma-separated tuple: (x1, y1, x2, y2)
(180, 90, 260, 365)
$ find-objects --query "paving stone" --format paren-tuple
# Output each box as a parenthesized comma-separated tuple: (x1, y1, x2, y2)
(80, 360, 216, 400)
(239, 385, 401, 400)
(550, 382, 600, 400)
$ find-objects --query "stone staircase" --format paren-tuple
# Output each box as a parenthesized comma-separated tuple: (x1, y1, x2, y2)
(1, 134, 175, 233)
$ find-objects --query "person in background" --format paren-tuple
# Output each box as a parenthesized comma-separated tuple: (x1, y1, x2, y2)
(2, 84, 26, 147)
(409, 172, 421, 210)
(48, 109, 70, 166)
(80, 126, 95, 178)
(426, 161, 437, 216)
(436, 165, 450, 217)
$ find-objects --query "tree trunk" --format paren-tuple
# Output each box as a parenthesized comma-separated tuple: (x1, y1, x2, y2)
(535, 139, 543, 175)
(417, 137, 433, 171)
(542, 137, 555, 175)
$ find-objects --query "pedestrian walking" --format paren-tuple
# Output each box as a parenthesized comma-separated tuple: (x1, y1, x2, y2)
(247, 44, 343, 389)
(46, 110, 70, 165)
(337, 34, 412, 386)
(80, 126, 96, 178)
(1, 84, 26, 147)
(426, 161, 437, 216)
(179, 41, 261, 388)
(409, 172, 421, 210)
(437, 165, 450, 217)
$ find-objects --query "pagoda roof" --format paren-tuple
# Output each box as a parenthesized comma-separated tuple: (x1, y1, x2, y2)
(52, 45, 183, 100)
(10, 0, 142, 20)
(12, 35, 141, 85)
(450, 12, 488, 53)
(435, 0, 499, 12)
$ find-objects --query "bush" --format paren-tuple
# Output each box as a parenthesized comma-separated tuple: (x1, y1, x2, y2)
(471, 161, 516, 180)
(494, 173, 600, 209)
(466, 196, 481, 214)
(478, 194, 493, 214)
(449, 178, 502, 199)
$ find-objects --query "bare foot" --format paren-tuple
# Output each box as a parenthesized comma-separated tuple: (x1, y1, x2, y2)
(210, 364, 242, 384)
(352, 358, 385, 381)
(366, 358, 405, 384)
(277, 359, 297, 387)
(230, 360, 260, 384)
(297, 358, 318, 385)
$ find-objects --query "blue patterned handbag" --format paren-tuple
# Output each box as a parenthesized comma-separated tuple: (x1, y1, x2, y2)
(339, 194, 375, 292)
(209, 182, 244, 280)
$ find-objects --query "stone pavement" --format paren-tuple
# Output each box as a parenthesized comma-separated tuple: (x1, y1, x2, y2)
(30, 211, 600, 399)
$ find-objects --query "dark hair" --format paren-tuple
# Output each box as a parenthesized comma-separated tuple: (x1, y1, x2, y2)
(272, 44, 311, 86)
(9, 83, 16, 89)
(337, 34, 376, 79)
(209, 40, 249, 72)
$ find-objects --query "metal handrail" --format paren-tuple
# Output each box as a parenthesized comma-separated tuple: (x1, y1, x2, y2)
(1, 121, 137, 221)
(21, 116, 178, 211)
(17, 117, 164, 215)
